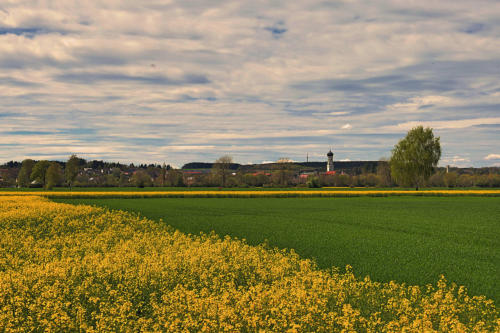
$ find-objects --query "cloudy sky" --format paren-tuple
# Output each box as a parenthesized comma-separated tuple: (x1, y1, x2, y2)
(1, 0, 499, 167)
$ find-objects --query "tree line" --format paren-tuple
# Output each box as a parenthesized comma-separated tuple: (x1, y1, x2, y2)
(1, 127, 499, 189)
(17, 155, 87, 190)
(11, 155, 182, 189)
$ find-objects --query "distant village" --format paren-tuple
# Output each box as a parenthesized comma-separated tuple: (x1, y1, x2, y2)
(1, 150, 499, 188)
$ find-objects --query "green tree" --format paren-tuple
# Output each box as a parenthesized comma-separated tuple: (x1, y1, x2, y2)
(166, 169, 184, 187)
(428, 172, 445, 187)
(131, 170, 152, 188)
(45, 162, 63, 190)
(119, 173, 129, 187)
(65, 154, 81, 190)
(212, 155, 233, 187)
(111, 168, 121, 178)
(390, 126, 441, 190)
(17, 159, 35, 187)
(31, 160, 51, 187)
(104, 174, 119, 187)
(444, 171, 459, 188)
(307, 176, 321, 188)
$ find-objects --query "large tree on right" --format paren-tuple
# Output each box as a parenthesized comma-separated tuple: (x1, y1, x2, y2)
(390, 126, 441, 190)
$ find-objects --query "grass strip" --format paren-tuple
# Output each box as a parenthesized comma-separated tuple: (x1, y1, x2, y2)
(1, 189, 500, 198)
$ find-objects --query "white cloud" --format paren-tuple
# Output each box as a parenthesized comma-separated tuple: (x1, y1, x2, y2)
(388, 117, 500, 131)
(485, 154, 500, 160)
(441, 155, 472, 167)
(451, 156, 469, 163)
(384, 95, 453, 114)
(162, 145, 217, 151)
(0, 0, 499, 166)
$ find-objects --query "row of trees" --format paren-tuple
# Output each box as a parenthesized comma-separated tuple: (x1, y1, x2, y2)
(427, 171, 500, 188)
(9, 158, 500, 189)
(15, 155, 184, 189)
(310, 170, 500, 188)
(17, 155, 81, 189)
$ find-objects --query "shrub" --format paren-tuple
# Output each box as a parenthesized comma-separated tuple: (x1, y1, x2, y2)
(307, 176, 321, 188)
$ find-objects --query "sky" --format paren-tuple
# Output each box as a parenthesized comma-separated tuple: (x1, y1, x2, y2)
(0, 0, 499, 167)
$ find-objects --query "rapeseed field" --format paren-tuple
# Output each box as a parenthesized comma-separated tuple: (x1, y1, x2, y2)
(0, 189, 499, 199)
(0, 196, 498, 332)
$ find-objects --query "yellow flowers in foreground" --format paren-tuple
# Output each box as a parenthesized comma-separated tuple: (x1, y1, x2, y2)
(0, 189, 499, 199)
(0, 196, 498, 332)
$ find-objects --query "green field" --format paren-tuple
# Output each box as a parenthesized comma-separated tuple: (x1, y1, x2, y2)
(57, 196, 500, 301)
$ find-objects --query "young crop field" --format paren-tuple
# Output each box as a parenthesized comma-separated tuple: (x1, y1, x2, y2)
(58, 196, 500, 303)
(1, 196, 498, 331)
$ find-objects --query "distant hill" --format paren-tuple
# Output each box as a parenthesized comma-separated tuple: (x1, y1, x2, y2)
(182, 162, 241, 170)
(182, 161, 381, 173)
(295, 161, 380, 172)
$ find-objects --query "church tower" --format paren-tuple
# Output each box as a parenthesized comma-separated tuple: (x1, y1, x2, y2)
(327, 149, 334, 172)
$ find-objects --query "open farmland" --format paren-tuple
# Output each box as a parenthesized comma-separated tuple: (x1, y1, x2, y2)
(58, 196, 500, 302)
(1, 196, 499, 331)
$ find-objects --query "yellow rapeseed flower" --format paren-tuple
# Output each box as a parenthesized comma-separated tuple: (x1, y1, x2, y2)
(0, 196, 498, 331)
(0, 189, 499, 199)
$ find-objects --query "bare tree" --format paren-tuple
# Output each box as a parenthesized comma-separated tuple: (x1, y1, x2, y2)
(376, 158, 392, 187)
(213, 155, 233, 187)
(160, 162, 167, 187)
(274, 158, 293, 186)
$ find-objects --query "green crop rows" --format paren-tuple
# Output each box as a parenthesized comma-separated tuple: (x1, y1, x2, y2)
(57, 196, 500, 301)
